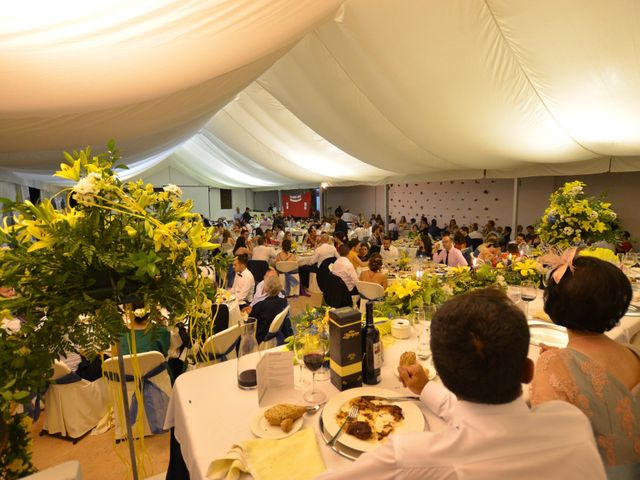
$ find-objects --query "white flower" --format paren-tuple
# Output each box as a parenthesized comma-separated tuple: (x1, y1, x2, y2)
(73, 172, 101, 203)
(442, 284, 454, 296)
(1, 316, 21, 334)
(609, 212, 617, 220)
(163, 184, 182, 197)
(563, 227, 573, 235)
(78, 314, 92, 325)
(589, 211, 599, 220)
(496, 275, 506, 287)
(571, 185, 583, 195)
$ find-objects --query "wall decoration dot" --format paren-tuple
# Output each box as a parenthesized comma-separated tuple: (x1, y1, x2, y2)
(484, 207, 489, 211)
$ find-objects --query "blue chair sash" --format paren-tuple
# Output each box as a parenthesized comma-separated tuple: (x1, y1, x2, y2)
(53, 372, 84, 385)
(203, 336, 240, 363)
(104, 362, 170, 434)
(276, 267, 300, 296)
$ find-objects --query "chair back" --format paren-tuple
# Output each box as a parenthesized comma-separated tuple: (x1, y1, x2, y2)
(324, 274, 353, 308)
(275, 260, 298, 274)
(248, 259, 269, 285)
(211, 302, 230, 335)
(51, 360, 72, 380)
(317, 256, 337, 293)
(103, 351, 165, 377)
(200, 325, 241, 361)
(356, 281, 385, 301)
(268, 305, 290, 334)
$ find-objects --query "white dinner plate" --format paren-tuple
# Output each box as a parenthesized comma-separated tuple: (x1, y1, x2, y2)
(250, 406, 304, 439)
(528, 320, 568, 348)
(321, 386, 425, 452)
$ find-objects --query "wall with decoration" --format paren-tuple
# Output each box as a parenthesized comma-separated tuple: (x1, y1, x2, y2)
(323, 185, 386, 219)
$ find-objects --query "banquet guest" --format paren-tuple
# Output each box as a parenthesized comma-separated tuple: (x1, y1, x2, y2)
(233, 207, 243, 223)
(359, 253, 387, 289)
(409, 223, 420, 239)
(369, 225, 384, 247)
(399, 216, 407, 230)
(334, 212, 349, 235)
(352, 222, 371, 242)
(334, 231, 347, 250)
(530, 255, 640, 478)
(273, 224, 285, 245)
(453, 231, 473, 265)
(221, 229, 234, 249)
(252, 275, 292, 345)
(275, 239, 297, 263)
(388, 218, 399, 240)
(427, 219, 441, 239)
(615, 231, 633, 254)
(459, 225, 472, 247)
(263, 229, 276, 246)
(468, 224, 483, 241)
(251, 236, 276, 265)
(347, 238, 368, 270)
(317, 288, 606, 480)
(515, 233, 530, 255)
(416, 233, 433, 258)
(242, 208, 252, 224)
(379, 236, 399, 259)
(299, 234, 338, 288)
(230, 255, 255, 308)
(119, 305, 170, 357)
(332, 244, 359, 294)
(259, 215, 272, 230)
(305, 226, 319, 248)
(243, 269, 283, 314)
(432, 234, 468, 267)
(525, 225, 540, 245)
(475, 233, 500, 258)
(232, 235, 251, 257)
(358, 242, 371, 262)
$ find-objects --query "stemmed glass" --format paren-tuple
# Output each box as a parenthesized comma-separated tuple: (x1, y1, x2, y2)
(302, 330, 329, 404)
(623, 252, 637, 271)
(520, 280, 537, 319)
(292, 332, 310, 390)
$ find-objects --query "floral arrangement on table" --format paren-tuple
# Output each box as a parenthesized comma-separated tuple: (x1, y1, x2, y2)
(443, 264, 507, 296)
(504, 257, 545, 286)
(284, 306, 330, 352)
(0, 142, 219, 478)
(396, 250, 411, 271)
(376, 276, 449, 318)
(537, 181, 620, 248)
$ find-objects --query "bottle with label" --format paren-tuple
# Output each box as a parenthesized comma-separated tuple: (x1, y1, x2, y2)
(362, 302, 382, 384)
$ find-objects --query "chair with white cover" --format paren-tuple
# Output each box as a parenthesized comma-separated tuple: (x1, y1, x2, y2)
(261, 306, 290, 349)
(308, 272, 321, 294)
(20, 460, 82, 480)
(42, 360, 109, 442)
(102, 351, 172, 440)
(194, 324, 241, 368)
(275, 260, 300, 296)
(356, 281, 386, 315)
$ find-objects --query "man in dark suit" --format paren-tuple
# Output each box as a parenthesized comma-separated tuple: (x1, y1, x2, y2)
(251, 275, 292, 344)
(334, 212, 349, 235)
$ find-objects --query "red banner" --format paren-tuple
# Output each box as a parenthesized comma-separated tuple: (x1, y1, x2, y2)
(282, 191, 311, 217)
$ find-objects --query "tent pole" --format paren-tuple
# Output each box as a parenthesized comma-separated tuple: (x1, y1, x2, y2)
(384, 184, 390, 235)
(512, 178, 519, 242)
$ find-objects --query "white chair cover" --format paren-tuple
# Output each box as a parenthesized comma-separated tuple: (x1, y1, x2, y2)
(275, 260, 300, 296)
(195, 324, 242, 368)
(43, 360, 109, 440)
(261, 305, 291, 350)
(356, 280, 386, 316)
(102, 351, 172, 440)
(20, 460, 82, 480)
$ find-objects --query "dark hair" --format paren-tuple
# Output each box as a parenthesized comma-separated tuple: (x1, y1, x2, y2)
(453, 232, 466, 246)
(383, 235, 391, 242)
(431, 288, 529, 404)
(282, 239, 292, 252)
(334, 231, 347, 243)
(233, 235, 246, 254)
(516, 233, 526, 241)
(348, 238, 360, 249)
(256, 236, 265, 246)
(544, 256, 631, 333)
(338, 244, 350, 256)
(368, 253, 383, 272)
(254, 227, 264, 237)
(235, 254, 249, 266)
(419, 234, 432, 256)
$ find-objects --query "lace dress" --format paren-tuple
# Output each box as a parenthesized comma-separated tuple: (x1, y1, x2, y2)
(531, 345, 640, 479)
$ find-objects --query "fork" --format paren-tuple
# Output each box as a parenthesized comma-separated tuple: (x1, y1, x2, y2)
(326, 406, 358, 446)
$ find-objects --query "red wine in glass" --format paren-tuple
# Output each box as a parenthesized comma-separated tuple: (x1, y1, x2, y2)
(237, 369, 257, 389)
(303, 353, 325, 372)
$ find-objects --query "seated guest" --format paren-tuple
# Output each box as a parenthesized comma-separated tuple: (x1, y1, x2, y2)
(251, 236, 276, 265)
(232, 235, 251, 256)
(334, 230, 347, 250)
(432, 234, 468, 267)
(353, 222, 371, 242)
(530, 254, 640, 477)
(475, 233, 500, 258)
(331, 244, 359, 295)
(264, 229, 276, 246)
(347, 238, 368, 270)
(453, 231, 473, 265)
(408, 223, 420, 239)
(398, 216, 407, 230)
(358, 242, 371, 262)
(616, 230, 633, 254)
(459, 225, 472, 246)
(317, 288, 606, 480)
(305, 226, 319, 248)
(427, 219, 441, 239)
(273, 224, 285, 245)
(334, 212, 349, 235)
(243, 269, 283, 314)
(299, 233, 338, 287)
(359, 253, 387, 290)
(230, 255, 255, 309)
(221, 229, 234, 249)
(119, 304, 170, 357)
(252, 275, 292, 345)
(369, 225, 384, 247)
(525, 225, 540, 246)
(379, 236, 399, 259)
(275, 239, 297, 263)
(515, 232, 530, 255)
(416, 233, 432, 258)
(388, 218, 399, 240)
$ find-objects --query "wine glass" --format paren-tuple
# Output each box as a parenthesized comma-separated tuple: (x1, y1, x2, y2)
(292, 332, 310, 390)
(520, 280, 537, 320)
(507, 285, 522, 305)
(302, 330, 329, 404)
(623, 252, 637, 270)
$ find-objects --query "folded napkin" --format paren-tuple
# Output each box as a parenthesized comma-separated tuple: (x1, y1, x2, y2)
(207, 427, 326, 480)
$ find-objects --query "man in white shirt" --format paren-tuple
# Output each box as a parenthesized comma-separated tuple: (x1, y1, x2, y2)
(273, 225, 285, 245)
(251, 236, 276, 265)
(379, 236, 399, 259)
(432, 233, 468, 267)
(230, 255, 255, 308)
(309, 234, 338, 268)
(232, 207, 242, 223)
(317, 289, 606, 480)
(331, 244, 359, 293)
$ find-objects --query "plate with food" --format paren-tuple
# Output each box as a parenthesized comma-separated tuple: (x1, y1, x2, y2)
(393, 351, 437, 381)
(321, 387, 425, 452)
(250, 404, 306, 439)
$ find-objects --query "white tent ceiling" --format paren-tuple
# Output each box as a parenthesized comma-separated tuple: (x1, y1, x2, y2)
(2, 0, 640, 189)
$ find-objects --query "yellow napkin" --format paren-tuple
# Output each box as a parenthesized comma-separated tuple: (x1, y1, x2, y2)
(207, 427, 326, 480)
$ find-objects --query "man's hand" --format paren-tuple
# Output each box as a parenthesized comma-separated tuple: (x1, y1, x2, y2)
(398, 363, 429, 395)
(242, 306, 252, 314)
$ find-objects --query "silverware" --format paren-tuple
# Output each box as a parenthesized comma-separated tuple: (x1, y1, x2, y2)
(326, 406, 358, 446)
(305, 404, 321, 415)
(361, 395, 420, 402)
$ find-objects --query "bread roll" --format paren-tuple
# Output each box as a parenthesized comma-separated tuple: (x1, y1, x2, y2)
(264, 404, 307, 432)
(399, 351, 417, 367)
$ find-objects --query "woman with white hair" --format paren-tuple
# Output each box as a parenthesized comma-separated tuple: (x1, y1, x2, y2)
(251, 274, 292, 345)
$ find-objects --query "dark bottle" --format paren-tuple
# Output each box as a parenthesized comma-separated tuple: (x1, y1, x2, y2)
(362, 302, 382, 384)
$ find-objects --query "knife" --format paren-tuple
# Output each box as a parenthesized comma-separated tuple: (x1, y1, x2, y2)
(361, 395, 420, 402)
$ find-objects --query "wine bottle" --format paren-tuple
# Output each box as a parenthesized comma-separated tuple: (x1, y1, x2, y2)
(362, 302, 382, 384)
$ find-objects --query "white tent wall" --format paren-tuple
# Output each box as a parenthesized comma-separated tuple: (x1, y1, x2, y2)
(323, 185, 386, 220)
(253, 191, 280, 211)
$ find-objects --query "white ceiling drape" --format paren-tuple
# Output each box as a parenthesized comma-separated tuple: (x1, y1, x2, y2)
(3, 0, 640, 189)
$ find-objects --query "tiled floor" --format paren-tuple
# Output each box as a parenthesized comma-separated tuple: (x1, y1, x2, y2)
(31, 292, 322, 479)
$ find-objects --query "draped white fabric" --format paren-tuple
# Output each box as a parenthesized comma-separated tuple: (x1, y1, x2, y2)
(2, 0, 640, 188)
